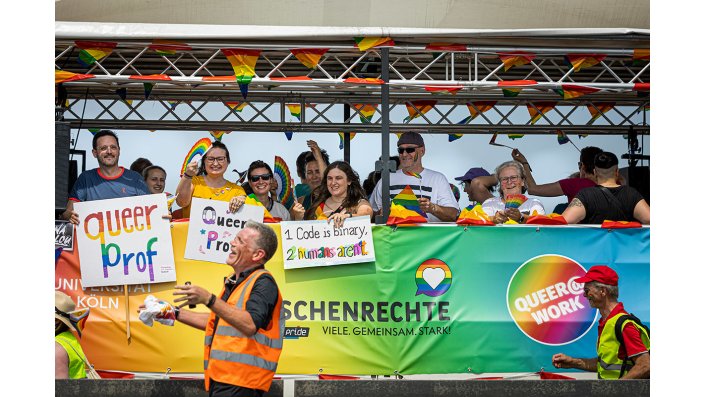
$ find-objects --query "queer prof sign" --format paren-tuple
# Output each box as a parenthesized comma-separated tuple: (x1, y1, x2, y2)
(74, 194, 176, 287)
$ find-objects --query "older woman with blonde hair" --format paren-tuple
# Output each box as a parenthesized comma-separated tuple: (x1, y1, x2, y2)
(482, 160, 545, 224)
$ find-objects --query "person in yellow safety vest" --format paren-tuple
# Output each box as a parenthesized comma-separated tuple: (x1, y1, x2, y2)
(55, 291, 91, 379)
(172, 221, 284, 397)
(551, 265, 650, 379)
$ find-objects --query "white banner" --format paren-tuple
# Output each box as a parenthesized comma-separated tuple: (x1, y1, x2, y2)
(280, 217, 375, 269)
(184, 197, 265, 264)
(74, 194, 176, 287)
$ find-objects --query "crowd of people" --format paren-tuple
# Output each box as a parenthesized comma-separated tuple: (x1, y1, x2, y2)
(60, 129, 650, 227)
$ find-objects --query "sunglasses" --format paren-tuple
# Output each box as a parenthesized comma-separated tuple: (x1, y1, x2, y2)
(250, 173, 272, 182)
(397, 147, 418, 154)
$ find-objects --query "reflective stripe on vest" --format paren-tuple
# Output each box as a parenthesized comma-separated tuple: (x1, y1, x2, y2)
(210, 349, 279, 372)
(215, 325, 284, 349)
(597, 313, 650, 380)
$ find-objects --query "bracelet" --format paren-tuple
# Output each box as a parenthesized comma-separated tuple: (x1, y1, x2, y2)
(183, 173, 193, 179)
(205, 293, 217, 308)
(174, 306, 180, 320)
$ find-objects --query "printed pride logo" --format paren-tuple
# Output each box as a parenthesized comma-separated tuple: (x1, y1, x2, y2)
(415, 258, 452, 297)
(506, 254, 596, 346)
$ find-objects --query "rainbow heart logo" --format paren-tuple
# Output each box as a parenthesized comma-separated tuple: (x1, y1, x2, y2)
(506, 254, 596, 345)
(415, 259, 452, 297)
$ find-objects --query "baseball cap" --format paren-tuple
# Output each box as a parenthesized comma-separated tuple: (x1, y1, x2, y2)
(397, 132, 425, 147)
(455, 167, 490, 182)
(575, 265, 618, 286)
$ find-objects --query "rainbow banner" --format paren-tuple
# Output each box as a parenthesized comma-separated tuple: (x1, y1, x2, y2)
(554, 84, 601, 100)
(291, 48, 329, 69)
(354, 37, 394, 51)
(75, 41, 117, 67)
(565, 54, 606, 72)
(353, 104, 377, 123)
(498, 51, 536, 71)
(56, 224, 649, 375)
(404, 100, 437, 122)
(527, 102, 557, 124)
(587, 102, 615, 123)
(274, 156, 295, 210)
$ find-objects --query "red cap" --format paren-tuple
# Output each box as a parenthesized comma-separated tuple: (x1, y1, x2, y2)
(575, 265, 618, 286)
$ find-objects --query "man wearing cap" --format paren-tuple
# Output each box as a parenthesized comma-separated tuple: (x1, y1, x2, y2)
(552, 265, 650, 379)
(454, 167, 495, 207)
(55, 291, 91, 379)
(370, 132, 460, 222)
(561, 151, 650, 224)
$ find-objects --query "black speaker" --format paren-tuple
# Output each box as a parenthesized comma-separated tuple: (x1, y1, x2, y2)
(55, 122, 71, 210)
(620, 166, 650, 204)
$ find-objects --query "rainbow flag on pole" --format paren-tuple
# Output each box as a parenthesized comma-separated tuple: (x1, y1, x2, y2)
(556, 130, 570, 145)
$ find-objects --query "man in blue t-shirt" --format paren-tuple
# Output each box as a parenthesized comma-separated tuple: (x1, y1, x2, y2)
(61, 130, 149, 224)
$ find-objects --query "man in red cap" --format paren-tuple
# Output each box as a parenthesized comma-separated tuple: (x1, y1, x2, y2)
(552, 265, 650, 379)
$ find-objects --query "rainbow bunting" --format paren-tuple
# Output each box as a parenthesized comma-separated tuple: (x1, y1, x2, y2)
(501, 87, 522, 97)
(143, 83, 154, 99)
(338, 132, 357, 149)
(284, 131, 294, 141)
(290, 48, 329, 69)
(565, 54, 606, 72)
(587, 102, 615, 123)
(343, 77, 385, 85)
(353, 37, 394, 51)
(226, 101, 248, 112)
(456, 204, 494, 226)
(221, 48, 261, 85)
(75, 41, 117, 67)
(448, 134, 463, 142)
(556, 130, 570, 145)
(498, 80, 537, 97)
(88, 128, 100, 135)
(209, 130, 231, 141)
(424, 85, 463, 95)
(498, 51, 536, 71)
(286, 104, 302, 120)
(149, 40, 191, 56)
(459, 101, 497, 124)
(115, 88, 131, 106)
(274, 156, 295, 210)
(404, 100, 437, 122)
(425, 43, 467, 52)
(527, 102, 557, 124)
(632, 49, 650, 65)
(554, 84, 601, 100)
(55, 70, 94, 84)
(245, 194, 276, 223)
(180, 138, 212, 176)
(353, 104, 377, 123)
(168, 100, 179, 110)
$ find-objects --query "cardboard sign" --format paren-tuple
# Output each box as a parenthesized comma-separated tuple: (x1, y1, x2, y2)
(55, 220, 74, 251)
(280, 217, 375, 269)
(184, 197, 265, 264)
(74, 194, 176, 287)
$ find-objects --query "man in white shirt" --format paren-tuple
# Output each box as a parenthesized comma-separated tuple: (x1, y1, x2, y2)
(370, 132, 459, 222)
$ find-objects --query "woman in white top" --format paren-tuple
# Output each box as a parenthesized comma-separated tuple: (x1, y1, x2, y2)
(239, 160, 291, 222)
(482, 160, 545, 224)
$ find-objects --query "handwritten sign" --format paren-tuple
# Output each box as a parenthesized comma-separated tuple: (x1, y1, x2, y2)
(280, 217, 375, 269)
(74, 194, 176, 287)
(184, 197, 265, 264)
(55, 220, 74, 251)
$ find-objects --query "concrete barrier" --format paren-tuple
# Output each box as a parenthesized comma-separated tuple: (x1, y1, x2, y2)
(56, 379, 648, 397)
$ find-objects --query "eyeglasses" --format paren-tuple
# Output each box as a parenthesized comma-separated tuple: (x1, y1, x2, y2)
(499, 175, 521, 184)
(250, 173, 272, 182)
(397, 147, 418, 154)
(205, 156, 227, 164)
(97, 145, 118, 152)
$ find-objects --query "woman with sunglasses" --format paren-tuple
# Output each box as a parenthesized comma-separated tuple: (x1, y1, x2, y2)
(291, 161, 373, 228)
(175, 141, 246, 218)
(482, 160, 545, 224)
(239, 160, 291, 221)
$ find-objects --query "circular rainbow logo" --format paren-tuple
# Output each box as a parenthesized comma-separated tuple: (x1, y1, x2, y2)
(506, 254, 596, 346)
(415, 259, 452, 297)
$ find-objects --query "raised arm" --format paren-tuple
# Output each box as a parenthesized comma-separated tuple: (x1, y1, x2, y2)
(307, 140, 327, 176)
(175, 160, 198, 208)
(512, 149, 564, 197)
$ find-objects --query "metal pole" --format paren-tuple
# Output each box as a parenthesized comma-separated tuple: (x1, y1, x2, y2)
(343, 103, 351, 163)
(376, 47, 391, 225)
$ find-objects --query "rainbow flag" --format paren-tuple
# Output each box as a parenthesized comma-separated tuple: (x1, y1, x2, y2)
(55, 70, 95, 84)
(143, 83, 154, 99)
(291, 48, 329, 69)
(498, 51, 536, 71)
(354, 104, 377, 123)
(149, 40, 191, 56)
(554, 84, 601, 100)
(343, 77, 385, 85)
(632, 49, 650, 66)
(226, 101, 248, 112)
(587, 102, 615, 123)
(209, 130, 231, 141)
(391, 185, 426, 217)
(425, 43, 467, 52)
(424, 85, 463, 95)
(527, 102, 557, 124)
(565, 54, 606, 72)
(498, 80, 536, 97)
(221, 48, 261, 85)
(556, 130, 570, 145)
(75, 41, 117, 67)
(338, 132, 357, 149)
(274, 156, 295, 210)
(354, 37, 394, 51)
(459, 101, 497, 124)
(386, 202, 427, 225)
(456, 204, 494, 226)
(286, 104, 303, 120)
(404, 100, 437, 122)
(448, 134, 463, 142)
(245, 194, 276, 223)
